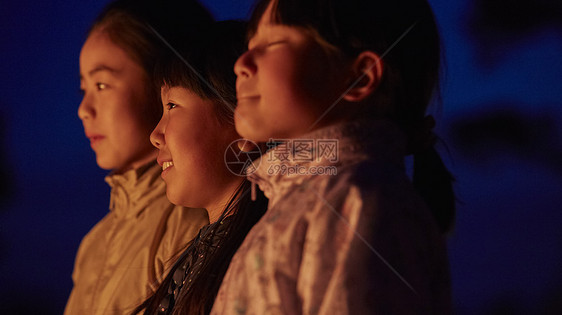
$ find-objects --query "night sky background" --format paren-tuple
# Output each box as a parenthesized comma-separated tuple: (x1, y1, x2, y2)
(1, 0, 561, 313)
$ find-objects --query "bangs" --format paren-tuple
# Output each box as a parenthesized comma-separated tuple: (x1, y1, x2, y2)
(247, 0, 272, 40)
(153, 51, 212, 101)
(248, 0, 320, 38)
(152, 46, 237, 125)
(247, 0, 359, 57)
(248, 0, 439, 58)
(153, 20, 247, 124)
(247, 0, 344, 61)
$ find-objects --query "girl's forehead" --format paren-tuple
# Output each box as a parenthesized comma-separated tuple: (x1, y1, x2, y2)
(250, 1, 311, 47)
(248, 23, 292, 49)
(252, 3, 288, 40)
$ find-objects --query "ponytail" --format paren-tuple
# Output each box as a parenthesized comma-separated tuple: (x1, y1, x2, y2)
(413, 146, 455, 234)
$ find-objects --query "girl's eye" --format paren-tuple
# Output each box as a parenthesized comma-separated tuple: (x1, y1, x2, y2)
(266, 40, 285, 47)
(79, 88, 85, 96)
(96, 83, 108, 91)
(166, 102, 177, 110)
(248, 40, 284, 52)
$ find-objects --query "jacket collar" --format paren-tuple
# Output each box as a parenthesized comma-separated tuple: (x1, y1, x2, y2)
(248, 119, 407, 208)
(104, 160, 165, 218)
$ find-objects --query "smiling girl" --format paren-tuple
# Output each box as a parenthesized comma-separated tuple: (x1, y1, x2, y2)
(212, 0, 455, 313)
(136, 21, 268, 315)
(66, 1, 212, 314)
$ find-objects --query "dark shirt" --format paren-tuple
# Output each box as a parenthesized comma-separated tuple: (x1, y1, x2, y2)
(148, 216, 233, 315)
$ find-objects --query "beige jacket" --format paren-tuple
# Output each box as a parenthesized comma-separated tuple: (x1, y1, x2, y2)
(65, 161, 209, 315)
(212, 120, 451, 314)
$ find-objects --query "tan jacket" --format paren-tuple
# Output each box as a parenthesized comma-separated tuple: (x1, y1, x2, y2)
(65, 161, 209, 315)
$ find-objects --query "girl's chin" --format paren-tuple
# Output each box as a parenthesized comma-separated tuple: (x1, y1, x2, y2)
(166, 189, 201, 209)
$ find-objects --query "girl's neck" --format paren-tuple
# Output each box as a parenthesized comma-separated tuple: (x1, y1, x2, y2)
(205, 177, 245, 224)
(114, 149, 158, 175)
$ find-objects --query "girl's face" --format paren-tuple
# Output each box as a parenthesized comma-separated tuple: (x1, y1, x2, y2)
(234, 1, 348, 142)
(150, 87, 242, 216)
(78, 30, 157, 172)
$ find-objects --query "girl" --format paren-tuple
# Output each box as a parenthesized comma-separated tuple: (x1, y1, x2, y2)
(137, 21, 268, 315)
(67, 1, 212, 314)
(213, 0, 455, 313)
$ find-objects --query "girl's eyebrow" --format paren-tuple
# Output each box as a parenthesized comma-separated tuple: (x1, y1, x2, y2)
(247, 24, 276, 48)
(89, 64, 120, 76)
(80, 64, 120, 80)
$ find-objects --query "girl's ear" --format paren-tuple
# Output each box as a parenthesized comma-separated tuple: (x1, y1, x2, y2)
(343, 51, 383, 102)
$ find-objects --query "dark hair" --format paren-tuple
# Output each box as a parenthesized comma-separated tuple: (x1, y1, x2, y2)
(249, 0, 455, 233)
(139, 181, 267, 315)
(153, 20, 248, 125)
(88, 0, 214, 129)
(137, 21, 269, 315)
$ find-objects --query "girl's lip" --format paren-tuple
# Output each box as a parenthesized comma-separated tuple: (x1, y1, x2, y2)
(85, 131, 104, 139)
(88, 135, 106, 147)
(161, 163, 173, 178)
(162, 161, 174, 171)
(159, 160, 174, 178)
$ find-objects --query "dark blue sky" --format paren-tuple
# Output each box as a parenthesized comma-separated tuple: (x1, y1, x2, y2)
(1, 0, 561, 313)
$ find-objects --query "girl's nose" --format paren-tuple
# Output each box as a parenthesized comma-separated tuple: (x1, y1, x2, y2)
(78, 94, 94, 120)
(150, 118, 166, 149)
(234, 50, 257, 78)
